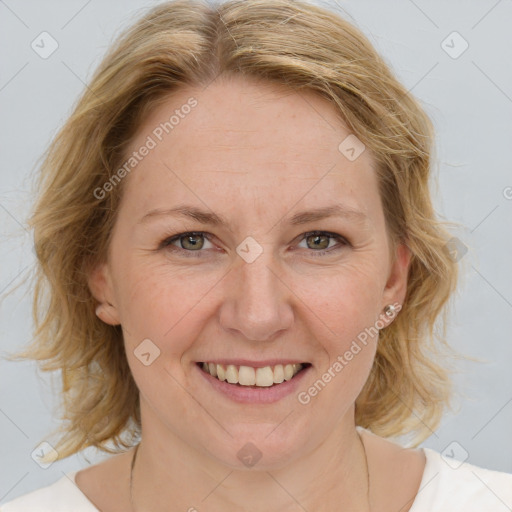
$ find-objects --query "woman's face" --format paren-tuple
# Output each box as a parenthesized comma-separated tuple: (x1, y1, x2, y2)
(90, 75, 410, 470)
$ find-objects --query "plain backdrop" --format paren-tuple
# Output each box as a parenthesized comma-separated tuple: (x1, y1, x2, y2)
(1, 0, 511, 504)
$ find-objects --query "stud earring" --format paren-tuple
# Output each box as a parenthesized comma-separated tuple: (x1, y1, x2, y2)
(383, 304, 397, 318)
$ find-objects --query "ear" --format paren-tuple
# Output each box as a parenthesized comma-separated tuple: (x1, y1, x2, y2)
(381, 241, 411, 310)
(88, 261, 121, 326)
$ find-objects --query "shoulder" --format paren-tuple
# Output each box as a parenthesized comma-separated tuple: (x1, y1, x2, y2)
(410, 447, 512, 511)
(1, 449, 132, 512)
(358, 427, 512, 511)
(0, 472, 98, 512)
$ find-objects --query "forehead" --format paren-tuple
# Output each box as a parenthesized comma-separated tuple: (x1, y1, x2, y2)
(119, 75, 381, 225)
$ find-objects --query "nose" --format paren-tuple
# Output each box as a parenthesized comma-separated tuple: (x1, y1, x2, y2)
(219, 245, 294, 342)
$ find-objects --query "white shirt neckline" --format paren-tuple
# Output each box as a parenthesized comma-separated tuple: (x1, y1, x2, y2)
(4, 446, 511, 511)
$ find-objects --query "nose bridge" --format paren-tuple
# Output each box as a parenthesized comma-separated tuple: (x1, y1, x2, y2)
(221, 241, 293, 341)
(239, 242, 278, 299)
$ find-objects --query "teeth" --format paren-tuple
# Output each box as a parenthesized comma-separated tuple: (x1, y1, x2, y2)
(201, 362, 305, 387)
(225, 364, 238, 384)
(273, 364, 284, 383)
(217, 364, 226, 381)
(239, 365, 256, 385)
(256, 366, 274, 387)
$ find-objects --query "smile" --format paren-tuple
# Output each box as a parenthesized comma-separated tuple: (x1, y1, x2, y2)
(197, 362, 311, 387)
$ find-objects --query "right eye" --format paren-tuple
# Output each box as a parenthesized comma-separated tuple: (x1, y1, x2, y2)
(159, 231, 215, 257)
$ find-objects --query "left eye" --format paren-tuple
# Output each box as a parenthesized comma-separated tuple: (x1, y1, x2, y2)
(159, 230, 349, 258)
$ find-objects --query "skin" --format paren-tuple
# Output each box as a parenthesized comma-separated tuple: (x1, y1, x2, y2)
(80, 74, 425, 512)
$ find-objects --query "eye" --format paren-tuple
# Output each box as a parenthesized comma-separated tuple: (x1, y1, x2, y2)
(159, 230, 350, 258)
(159, 231, 215, 258)
(296, 230, 350, 257)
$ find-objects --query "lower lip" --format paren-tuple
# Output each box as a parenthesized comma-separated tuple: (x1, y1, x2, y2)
(195, 363, 312, 404)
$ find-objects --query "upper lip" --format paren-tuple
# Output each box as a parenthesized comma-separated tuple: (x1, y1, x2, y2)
(198, 359, 310, 368)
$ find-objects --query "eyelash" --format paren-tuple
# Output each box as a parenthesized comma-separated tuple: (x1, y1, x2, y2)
(159, 230, 350, 258)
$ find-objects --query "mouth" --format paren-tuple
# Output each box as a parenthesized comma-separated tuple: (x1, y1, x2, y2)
(196, 361, 312, 388)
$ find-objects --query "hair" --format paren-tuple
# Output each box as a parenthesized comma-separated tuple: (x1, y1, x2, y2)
(6, 0, 461, 460)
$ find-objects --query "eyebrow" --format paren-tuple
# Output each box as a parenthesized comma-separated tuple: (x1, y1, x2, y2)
(138, 203, 369, 227)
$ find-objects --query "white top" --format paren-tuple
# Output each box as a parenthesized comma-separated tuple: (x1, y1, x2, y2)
(1, 448, 511, 511)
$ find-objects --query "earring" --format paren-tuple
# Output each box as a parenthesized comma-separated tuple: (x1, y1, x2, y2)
(383, 304, 397, 318)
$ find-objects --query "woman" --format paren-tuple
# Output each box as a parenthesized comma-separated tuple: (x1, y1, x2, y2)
(2, 0, 511, 510)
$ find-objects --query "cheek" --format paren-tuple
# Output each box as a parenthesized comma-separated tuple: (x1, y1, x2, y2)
(116, 267, 210, 402)
(297, 268, 383, 407)
(118, 265, 206, 344)
(292, 261, 384, 388)
(292, 258, 385, 335)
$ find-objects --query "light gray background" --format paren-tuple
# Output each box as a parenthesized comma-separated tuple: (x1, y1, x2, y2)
(1, 0, 511, 504)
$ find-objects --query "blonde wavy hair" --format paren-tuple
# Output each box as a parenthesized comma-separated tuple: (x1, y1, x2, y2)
(7, 0, 461, 460)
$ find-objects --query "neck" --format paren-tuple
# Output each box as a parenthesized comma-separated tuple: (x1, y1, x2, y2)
(129, 401, 371, 512)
